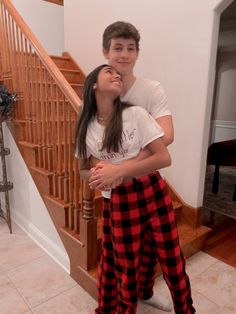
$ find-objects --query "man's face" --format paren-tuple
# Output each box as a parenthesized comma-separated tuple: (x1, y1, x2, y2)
(103, 37, 139, 77)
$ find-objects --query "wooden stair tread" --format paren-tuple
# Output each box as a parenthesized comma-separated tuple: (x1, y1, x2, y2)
(60, 226, 82, 244)
(31, 165, 53, 176)
(173, 200, 182, 210)
(44, 194, 70, 208)
(60, 68, 81, 74)
(177, 223, 211, 246)
(50, 55, 70, 60)
(18, 141, 38, 149)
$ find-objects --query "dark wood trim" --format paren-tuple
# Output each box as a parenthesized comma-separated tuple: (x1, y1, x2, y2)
(43, 0, 63, 6)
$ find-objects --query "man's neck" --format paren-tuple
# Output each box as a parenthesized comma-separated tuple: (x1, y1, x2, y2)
(121, 74, 136, 96)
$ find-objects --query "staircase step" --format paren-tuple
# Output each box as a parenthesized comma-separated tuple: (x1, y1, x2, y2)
(173, 200, 182, 220)
(30, 166, 53, 195)
(51, 55, 75, 70)
(60, 68, 84, 84)
(44, 194, 70, 227)
(60, 226, 82, 244)
(178, 223, 211, 257)
(71, 83, 83, 97)
(18, 141, 39, 167)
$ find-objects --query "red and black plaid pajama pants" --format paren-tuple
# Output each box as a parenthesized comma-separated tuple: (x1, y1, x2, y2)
(95, 172, 195, 314)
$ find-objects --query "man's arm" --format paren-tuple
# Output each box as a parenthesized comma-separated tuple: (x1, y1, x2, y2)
(156, 115, 174, 146)
(123, 115, 174, 163)
(89, 137, 171, 190)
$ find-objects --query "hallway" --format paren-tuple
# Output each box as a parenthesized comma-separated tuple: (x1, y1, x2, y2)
(0, 219, 235, 314)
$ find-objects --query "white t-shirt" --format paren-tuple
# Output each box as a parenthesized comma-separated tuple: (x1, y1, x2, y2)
(120, 77, 171, 119)
(85, 106, 164, 198)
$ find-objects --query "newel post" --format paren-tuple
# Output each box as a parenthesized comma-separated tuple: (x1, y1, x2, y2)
(79, 179, 98, 270)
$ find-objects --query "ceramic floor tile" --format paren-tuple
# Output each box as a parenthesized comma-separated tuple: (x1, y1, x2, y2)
(7, 255, 77, 308)
(186, 251, 219, 279)
(32, 285, 96, 313)
(137, 299, 152, 313)
(0, 231, 46, 271)
(141, 276, 174, 313)
(191, 260, 236, 314)
(0, 272, 30, 314)
(138, 299, 174, 314)
(191, 289, 232, 314)
(139, 281, 231, 314)
(0, 219, 24, 236)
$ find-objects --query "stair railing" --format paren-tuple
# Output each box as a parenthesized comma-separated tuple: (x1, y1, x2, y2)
(0, 0, 97, 270)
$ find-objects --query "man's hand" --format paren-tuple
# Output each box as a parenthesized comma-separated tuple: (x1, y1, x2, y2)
(89, 162, 123, 190)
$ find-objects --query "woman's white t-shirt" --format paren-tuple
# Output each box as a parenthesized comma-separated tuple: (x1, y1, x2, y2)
(85, 106, 164, 198)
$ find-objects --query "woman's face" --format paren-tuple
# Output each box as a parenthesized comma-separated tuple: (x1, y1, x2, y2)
(95, 66, 123, 98)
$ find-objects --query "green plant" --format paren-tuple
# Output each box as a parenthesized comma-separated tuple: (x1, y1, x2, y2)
(0, 85, 17, 122)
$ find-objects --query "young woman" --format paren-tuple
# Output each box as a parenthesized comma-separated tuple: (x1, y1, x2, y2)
(76, 64, 195, 314)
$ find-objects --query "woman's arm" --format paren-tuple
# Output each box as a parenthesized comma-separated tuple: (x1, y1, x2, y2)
(89, 137, 171, 190)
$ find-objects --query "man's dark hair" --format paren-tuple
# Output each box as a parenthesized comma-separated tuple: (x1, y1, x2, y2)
(103, 21, 140, 51)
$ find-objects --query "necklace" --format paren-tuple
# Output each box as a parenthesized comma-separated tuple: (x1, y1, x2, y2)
(97, 115, 110, 121)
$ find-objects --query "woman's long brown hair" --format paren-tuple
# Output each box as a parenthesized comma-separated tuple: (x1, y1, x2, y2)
(75, 64, 131, 159)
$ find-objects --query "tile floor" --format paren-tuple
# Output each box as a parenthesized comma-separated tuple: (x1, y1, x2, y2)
(0, 219, 235, 314)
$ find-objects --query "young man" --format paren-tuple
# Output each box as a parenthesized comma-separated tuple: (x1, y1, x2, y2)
(101, 21, 174, 311)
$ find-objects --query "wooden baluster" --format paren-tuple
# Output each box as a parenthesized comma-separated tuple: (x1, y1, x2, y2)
(57, 91, 64, 200)
(73, 158, 81, 234)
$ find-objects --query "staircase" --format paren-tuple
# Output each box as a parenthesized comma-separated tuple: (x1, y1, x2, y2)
(0, 0, 210, 300)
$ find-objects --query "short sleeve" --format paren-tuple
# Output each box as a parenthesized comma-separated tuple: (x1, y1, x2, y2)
(134, 107, 164, 149)
(148, 83, 171, 119)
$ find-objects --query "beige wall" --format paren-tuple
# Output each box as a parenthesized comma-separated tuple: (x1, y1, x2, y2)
(12, 0, 64, 55)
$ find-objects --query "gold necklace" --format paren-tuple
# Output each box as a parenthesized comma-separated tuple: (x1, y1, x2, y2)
(97, 114, 111, 121)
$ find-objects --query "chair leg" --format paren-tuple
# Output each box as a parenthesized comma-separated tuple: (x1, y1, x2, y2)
(212, 165, 219, 194)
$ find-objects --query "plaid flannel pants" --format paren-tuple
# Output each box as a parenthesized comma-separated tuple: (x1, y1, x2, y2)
(95, 172, 195, 314)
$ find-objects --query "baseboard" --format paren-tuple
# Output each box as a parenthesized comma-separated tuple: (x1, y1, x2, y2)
(11, 210, 70, 273)
(211, 120, 236, 144)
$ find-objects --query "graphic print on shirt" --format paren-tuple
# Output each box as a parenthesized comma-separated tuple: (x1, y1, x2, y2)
(97, 128, 137, 161)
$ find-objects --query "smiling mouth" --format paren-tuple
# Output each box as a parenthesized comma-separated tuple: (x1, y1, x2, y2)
(118, 61, 130, 64)
(112, 80, 122, 86)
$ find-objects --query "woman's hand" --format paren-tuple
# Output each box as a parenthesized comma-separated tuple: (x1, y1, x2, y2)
(89, 162, 123, 190)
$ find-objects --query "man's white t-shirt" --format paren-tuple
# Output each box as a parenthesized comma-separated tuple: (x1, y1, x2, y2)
(85, 106, 164, 198)
(120, 77, 171, 119)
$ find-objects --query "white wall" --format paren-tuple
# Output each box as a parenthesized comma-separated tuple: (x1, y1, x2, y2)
(11, 0, 64, 55)
(2, 124, 69, 272)
(64, 0, 232, 207)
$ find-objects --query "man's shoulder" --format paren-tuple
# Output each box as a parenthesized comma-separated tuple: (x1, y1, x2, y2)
(123, 105, 147, 116)
(135, 77, 162, 89)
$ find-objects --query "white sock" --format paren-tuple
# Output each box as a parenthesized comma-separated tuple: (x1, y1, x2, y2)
(140, 295, 173, 312)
